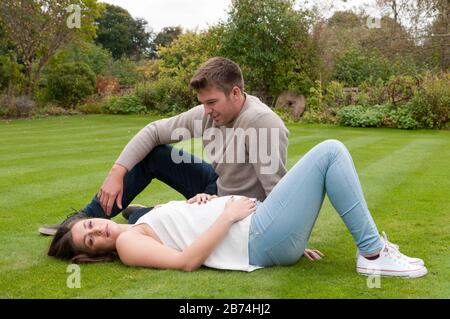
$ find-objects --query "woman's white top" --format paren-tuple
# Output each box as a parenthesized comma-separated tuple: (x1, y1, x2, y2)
(134, 196, 261, 272)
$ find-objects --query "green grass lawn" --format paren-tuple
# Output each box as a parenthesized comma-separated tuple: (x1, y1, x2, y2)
(1, 115, 449, 298)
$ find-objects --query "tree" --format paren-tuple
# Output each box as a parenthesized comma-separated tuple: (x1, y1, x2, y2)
(0, 0, 101, 95)
(312, 11, 366, 82)
(95, 4, 152, 60)
(45, 61, 96, 107)
(151, 26, 183, 56)
(218, 0, 319, 104)
(0, 23, 8, 54)
(421, 0, 449, 70)
(376, 0, 449, 70)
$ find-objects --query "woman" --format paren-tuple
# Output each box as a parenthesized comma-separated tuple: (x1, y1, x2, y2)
(48, 140, 427, 278)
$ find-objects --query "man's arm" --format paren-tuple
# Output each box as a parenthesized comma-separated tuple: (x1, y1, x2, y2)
(249, 113, 289, 197)
(116, 105, 205, 171)
(98, 105, 204, 214)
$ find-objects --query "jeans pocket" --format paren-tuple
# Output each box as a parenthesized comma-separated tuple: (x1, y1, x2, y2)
(267, 232, 307, 266)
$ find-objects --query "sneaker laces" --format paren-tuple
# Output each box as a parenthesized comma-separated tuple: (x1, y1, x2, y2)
(382, 231, 400, 250)
(381, 231, 411, 265)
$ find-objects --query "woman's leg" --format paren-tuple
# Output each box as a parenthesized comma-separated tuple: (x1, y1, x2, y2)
(248, 139, 383, 267)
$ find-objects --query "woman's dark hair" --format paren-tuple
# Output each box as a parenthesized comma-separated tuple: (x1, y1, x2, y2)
(47, 217, 117, 264)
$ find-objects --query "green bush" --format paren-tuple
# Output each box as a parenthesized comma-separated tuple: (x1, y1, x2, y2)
(47, 42, 113, 76)
(0, 54, 24, 93)
(338, 105, 385, 127)
(103, 94, 146, 114)
(111, 57, 139, 86)
(387, 104, 419, 130)
(307, 80, 324, 111)
(332, 49, 393, 87)
(300, 107, 340, 125)
(386, 75, 418, 106)
(358, 78, 387, 106)
(134, 77, 197, 114)
(408, 72, 450, 129)
(323, 81, 345, 108)
(76, 97, 107, 114)
(45, 62, 96, 107)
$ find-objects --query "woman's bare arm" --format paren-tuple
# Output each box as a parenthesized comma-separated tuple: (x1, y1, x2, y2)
(116, 197, 256, 271)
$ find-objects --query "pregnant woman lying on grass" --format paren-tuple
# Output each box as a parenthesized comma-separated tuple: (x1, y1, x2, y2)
(48, 140, 427, 278)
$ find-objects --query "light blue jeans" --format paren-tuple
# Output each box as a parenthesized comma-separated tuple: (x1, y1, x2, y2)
(248, 139, 384, 267)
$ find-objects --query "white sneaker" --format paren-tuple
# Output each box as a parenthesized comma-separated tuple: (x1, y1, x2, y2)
(356, 231, 425, 266)
(356, 232, 427, 278)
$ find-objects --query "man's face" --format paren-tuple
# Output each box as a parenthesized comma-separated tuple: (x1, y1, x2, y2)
(197, 86, 241, 126)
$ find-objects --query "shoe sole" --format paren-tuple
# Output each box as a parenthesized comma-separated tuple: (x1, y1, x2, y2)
(356, 266, 428, 278)
(121, 204, 146, 220)
(38, 227, 58, 236)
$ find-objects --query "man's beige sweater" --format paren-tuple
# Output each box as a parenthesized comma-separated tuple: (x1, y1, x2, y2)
(116, 94, 289, 201)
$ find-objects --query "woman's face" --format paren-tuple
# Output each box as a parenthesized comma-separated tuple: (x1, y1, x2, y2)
(71, 218, 121, 254)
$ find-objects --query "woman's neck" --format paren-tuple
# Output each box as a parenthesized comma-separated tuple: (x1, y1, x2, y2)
(118, 223, 133, 234)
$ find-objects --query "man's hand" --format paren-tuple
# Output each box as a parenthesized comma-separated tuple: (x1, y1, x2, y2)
(97, 164, 127, 216)
(187, 193, 218, 204)
(303, 248, 324, 261)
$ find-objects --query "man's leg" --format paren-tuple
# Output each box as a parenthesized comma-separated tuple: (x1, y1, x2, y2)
(83, 144, 218, 219)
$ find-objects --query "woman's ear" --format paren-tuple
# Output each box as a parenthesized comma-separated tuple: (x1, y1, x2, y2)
(71, 253, 116, 264)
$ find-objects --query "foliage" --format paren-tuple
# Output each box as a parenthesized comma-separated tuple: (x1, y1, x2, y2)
(134, 77, 197, 114)
(96, 75, 120, 96)
(307, 80, 324, 111)
(135, 59, 161, 83)
(218, 0, 319, 103)
(299, 107, 340, 125)
(357, 78, 387, 106)
(323, 81, 345, 108)
(332, 49, 394, 87)
(45, 62, 96, 107)
(76, 96, 107, 114)
(110, 57, 140, 86)
(0, 0, 101, 94)
(338, 104, 386, 128)
(103, 94, 146, 114)
(0, 53, 24, 93)
(387, 104, 419, 130)
(409, 72, 450, 128)
(158, 30, 221, 84)
(46, 41, 113, 76)
(95, 3, 152, 59)
(150, 26, 183, 57)
(386, 75, 419, 106)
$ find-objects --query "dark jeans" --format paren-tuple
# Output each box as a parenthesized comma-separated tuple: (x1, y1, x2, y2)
(83, 144, 218, 223)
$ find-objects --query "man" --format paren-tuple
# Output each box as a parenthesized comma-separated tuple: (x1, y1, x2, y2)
(39, 57, 289, 235)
